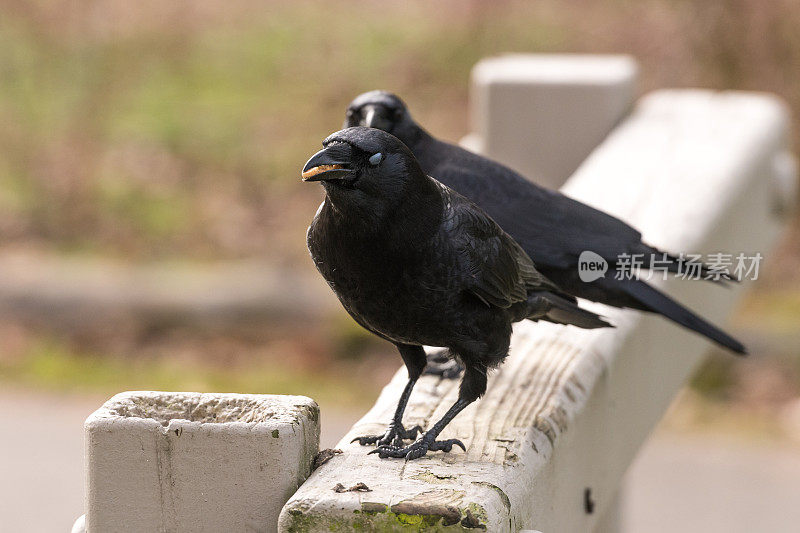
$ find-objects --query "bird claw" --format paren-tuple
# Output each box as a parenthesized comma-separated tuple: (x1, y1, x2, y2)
(351, 423, 423, 448)
(424, 350, 463, 379)
(351, 435, 380, 446)
(426, 349, 451, 364)
(429, 438, 466, 453)
(424, 361, 463, 379)
(368, 437, 466, 460)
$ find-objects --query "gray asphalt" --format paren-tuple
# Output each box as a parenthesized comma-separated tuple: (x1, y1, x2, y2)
(0, 389, 97, 533)
(623, 432, 800, 533)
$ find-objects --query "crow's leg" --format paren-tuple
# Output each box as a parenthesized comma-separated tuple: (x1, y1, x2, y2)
(371, 362, 488, 460)
(351, 378, 423, 446)
(370, 399, 469, 460)
(351, 344, 426, 447)
(423, 349, 463, 379)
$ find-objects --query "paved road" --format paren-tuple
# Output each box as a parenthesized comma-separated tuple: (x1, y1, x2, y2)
(623, 432, 800, 533)
(2, 389, 799, 532)
(0, 389, 100, 533)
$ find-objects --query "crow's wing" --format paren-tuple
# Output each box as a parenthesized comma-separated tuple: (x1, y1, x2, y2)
(440, 184, 565, 309)
(428, 145, 736, 285)
(427, 144, 643, 267)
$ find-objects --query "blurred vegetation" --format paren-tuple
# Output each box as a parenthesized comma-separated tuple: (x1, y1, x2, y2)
(0, 0, 799, 411)
(0, 322, 392, 408)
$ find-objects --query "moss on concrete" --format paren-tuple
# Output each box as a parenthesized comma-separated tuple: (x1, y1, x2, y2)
(410, 471, 457, 484)
(284, 499, 489, 532)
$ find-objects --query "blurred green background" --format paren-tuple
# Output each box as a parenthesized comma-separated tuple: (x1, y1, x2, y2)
(1, 0, 799, 435)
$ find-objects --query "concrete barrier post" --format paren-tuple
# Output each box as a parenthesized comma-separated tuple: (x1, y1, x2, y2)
(468, 54, 638, 189)
(82, 391, 319, 533)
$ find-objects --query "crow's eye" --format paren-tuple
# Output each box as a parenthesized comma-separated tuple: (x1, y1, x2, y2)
(369, 152, 383, 166)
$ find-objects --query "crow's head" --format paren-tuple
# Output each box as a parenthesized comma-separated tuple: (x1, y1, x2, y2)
(344, 91, 415, 138)
(302, 127, 429, 216)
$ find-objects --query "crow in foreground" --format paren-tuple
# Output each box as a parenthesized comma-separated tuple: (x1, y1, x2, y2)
(303, 127, 611, 460)
(345, 91, 746, 355)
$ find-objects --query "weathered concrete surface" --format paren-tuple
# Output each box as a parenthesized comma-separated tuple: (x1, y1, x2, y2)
(2, 389, 799, 532)
(0, 389, 364, 533)
(85, 391, 319, 533)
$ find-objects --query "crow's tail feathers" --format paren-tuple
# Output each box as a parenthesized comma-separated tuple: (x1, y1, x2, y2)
(622, 280, 747, 355)
(636, 243, 737, 285)
(529, 292, 612, 330)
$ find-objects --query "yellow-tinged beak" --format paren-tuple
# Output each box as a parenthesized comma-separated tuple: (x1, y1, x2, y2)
(302, 164, 345, 181)
(301, 145, 355, 183)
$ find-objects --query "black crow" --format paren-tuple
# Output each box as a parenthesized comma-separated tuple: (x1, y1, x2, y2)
(303, 127, 611, 459)
(344, 90, 746, 354)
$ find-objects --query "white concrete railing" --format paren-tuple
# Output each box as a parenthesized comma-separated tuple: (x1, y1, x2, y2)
(72, 56, 795, 532)
(278, 85, 792, 530)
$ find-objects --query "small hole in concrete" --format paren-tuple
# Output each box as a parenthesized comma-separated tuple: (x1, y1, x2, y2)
(584, 488, 595, 514)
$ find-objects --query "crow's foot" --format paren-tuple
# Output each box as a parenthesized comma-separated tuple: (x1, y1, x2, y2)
(351, 423, 423, 448)
(369, 437, 465, 460)
(423, 350, 463, 379)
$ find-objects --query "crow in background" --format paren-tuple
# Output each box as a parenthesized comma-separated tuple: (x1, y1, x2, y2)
(345, 90, 746, 354)
(303, 127, 611, 459)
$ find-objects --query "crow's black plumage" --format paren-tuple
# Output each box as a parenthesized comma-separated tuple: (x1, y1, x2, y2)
(345, 90, 746, 354)
(303, 127, 611, 459)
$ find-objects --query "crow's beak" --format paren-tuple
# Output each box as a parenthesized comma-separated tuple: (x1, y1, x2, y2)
(360, 105, 393, 131)
(302, 144, 355, 182)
